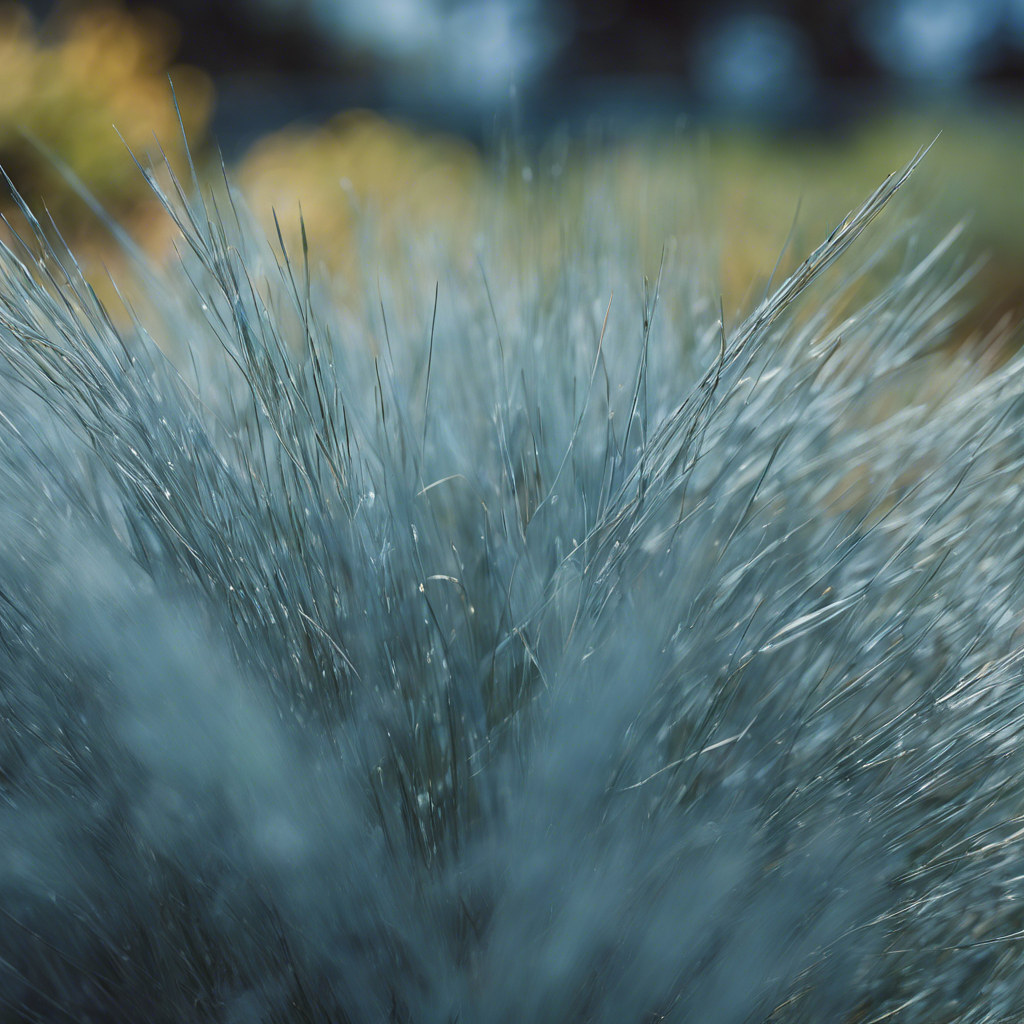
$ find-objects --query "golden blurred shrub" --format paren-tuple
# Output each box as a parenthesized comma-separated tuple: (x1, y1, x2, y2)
(0, 2, 211, 233)
(238, 110, 482, 292)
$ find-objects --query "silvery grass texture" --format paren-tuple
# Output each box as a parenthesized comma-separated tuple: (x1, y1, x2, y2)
(0, 137, 1022, 1024)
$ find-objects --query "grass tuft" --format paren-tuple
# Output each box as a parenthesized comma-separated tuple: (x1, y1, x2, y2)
(0, 130, 1021, 1023)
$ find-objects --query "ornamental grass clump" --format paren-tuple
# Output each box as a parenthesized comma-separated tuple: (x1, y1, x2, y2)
(0, 134, 1022, 1023)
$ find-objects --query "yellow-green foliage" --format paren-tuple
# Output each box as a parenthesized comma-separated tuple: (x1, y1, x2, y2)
(0, 2, 211, 228)
(703, 109, 1024, 331)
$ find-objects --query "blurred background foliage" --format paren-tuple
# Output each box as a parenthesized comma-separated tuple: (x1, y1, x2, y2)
(237, 110, 483, 292)
(0, 3, 210, 241)
(0, 0, 1019, 352)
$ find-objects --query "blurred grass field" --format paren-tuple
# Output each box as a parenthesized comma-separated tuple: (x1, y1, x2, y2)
(231, 104, 1022, 359)
(707, 108, 1024, 344)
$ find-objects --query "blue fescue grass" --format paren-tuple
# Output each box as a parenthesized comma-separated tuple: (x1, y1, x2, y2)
(0, 132, 1022, 1022)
